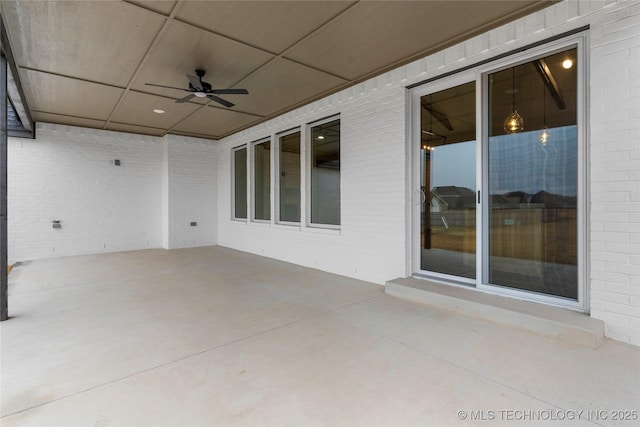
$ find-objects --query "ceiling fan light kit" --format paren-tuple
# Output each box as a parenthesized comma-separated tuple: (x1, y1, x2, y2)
(145, 69, 249, 108)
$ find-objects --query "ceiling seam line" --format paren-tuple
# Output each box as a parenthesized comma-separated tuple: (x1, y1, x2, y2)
(172, 17, 280, 57)
(225, 55, 350, 96)
(225, 57, 279, 92)
(162, 104, 217, 137)
(170, 2, 357, 89)
(121, 0, 172, 18)
(214, 80, 354, 139)
(339, 0, 559, 91)
(278, 56, 351, 82)
(277, 0, 361, 58)
(30, 109, 106, 123)
(18, 66, 127, 90)
(103, 0, 183, 131)
(162, 98, 265, 137)
(227, 1, 363, 87)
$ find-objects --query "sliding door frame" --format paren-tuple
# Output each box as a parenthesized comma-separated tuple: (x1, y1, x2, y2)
(409, 32, 588, 311)
(410, 70, 480, 287)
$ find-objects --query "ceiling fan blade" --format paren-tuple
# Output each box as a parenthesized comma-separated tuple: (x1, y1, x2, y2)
(207, 94, 234, 108)
(211, 88, 249, 95)
(186, 75, 203, 91)
(145, 83, 189, 91)
(176, 94, 196, 103)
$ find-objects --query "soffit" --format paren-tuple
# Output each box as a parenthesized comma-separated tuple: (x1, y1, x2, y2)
(0, 0, 556, 141)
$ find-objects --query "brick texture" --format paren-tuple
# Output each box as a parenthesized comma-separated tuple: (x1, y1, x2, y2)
(6, 1, 639, 345)
(162, 135, 217, 249)
(8, 124, 163, 262)
(217, 0, 640, 345)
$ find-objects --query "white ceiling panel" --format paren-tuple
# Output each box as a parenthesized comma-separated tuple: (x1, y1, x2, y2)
(231, 58, 347, 116)
(127, 0, 178, 16)
(175, 1, 356, 54)
(172, 106, 262, 139)
(110, 91, 200, 130)
(285, 1, 552, 81)
(21, 70, 123, 121)
(31, 112, 106, 131)
(132, 20, 274, 99)
(106, 122, 167, 137)
(111, 91, 201, 130)
(1, 0, 165, 86)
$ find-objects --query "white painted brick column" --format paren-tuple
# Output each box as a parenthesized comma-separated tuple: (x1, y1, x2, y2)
(161, 135, 218, 249)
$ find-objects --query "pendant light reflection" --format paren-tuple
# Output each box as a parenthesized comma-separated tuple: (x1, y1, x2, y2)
(504, 110, 524, 134)
(503, 67, 524, 134)
(540, 128, 550, 145)
(539, 76, 550, 146)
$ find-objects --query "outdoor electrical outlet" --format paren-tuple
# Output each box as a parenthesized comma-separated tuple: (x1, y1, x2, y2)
(190, 222, 197, 226)
(114, 159, 121, 166)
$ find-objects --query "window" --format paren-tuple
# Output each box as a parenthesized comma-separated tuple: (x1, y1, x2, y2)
(277, 130, 301, 223)
(233, 146, 247, 220)
(253, 139, 271, 221)
(309, 117, 340, 226)
(231, 116, 341, 231)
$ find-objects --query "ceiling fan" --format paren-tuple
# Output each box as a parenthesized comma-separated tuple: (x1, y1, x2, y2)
(145, 69, 248, 108)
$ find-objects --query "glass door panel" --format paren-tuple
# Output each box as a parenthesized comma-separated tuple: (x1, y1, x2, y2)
(487, 48, 578, 299)
(420, 82, 476, 279)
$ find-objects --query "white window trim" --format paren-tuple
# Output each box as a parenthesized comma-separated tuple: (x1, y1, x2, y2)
(231, 144, 248, 222)
(305, 114, 341, 230)
(250, 137, 272, 224)
(274, 127, 302, 226)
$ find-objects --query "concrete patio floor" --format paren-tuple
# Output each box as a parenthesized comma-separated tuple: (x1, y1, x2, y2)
(1, 246, 638, 426)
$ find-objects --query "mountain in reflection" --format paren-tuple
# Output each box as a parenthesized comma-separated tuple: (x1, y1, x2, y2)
(495, 190, 577, 208)
(431, 186, 577, 210)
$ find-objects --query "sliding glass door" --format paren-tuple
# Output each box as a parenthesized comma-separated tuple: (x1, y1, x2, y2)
(486, 49, 578, 299)
(413, 39, 583, 307)
(420, 82, 476, 280)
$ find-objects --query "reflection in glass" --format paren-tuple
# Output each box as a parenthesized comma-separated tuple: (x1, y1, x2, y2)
(254, 141, 271, 221)
(279, 132, 301, 223)
(234, 147, 247, 219)
(488, 48, 578, 299)
(420, 82, 476, 279)
(311, 119, 340, 225)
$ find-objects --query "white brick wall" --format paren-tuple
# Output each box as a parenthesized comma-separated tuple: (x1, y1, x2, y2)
(217, 0, 640, 345)
(217, 85, 408, 285)
(588, 0, 640, 344)
(162, 135, 217, 249)
(8, 123, 163, 263)
(8, 124, 218, 262)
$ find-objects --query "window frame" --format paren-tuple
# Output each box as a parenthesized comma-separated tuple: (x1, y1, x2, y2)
(231, 144, 249, 222)
(306, 115, 341, 229)
(409, 32, 588, 311)
(250, 137, 272, 223)
(275, 127, 303, 226)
